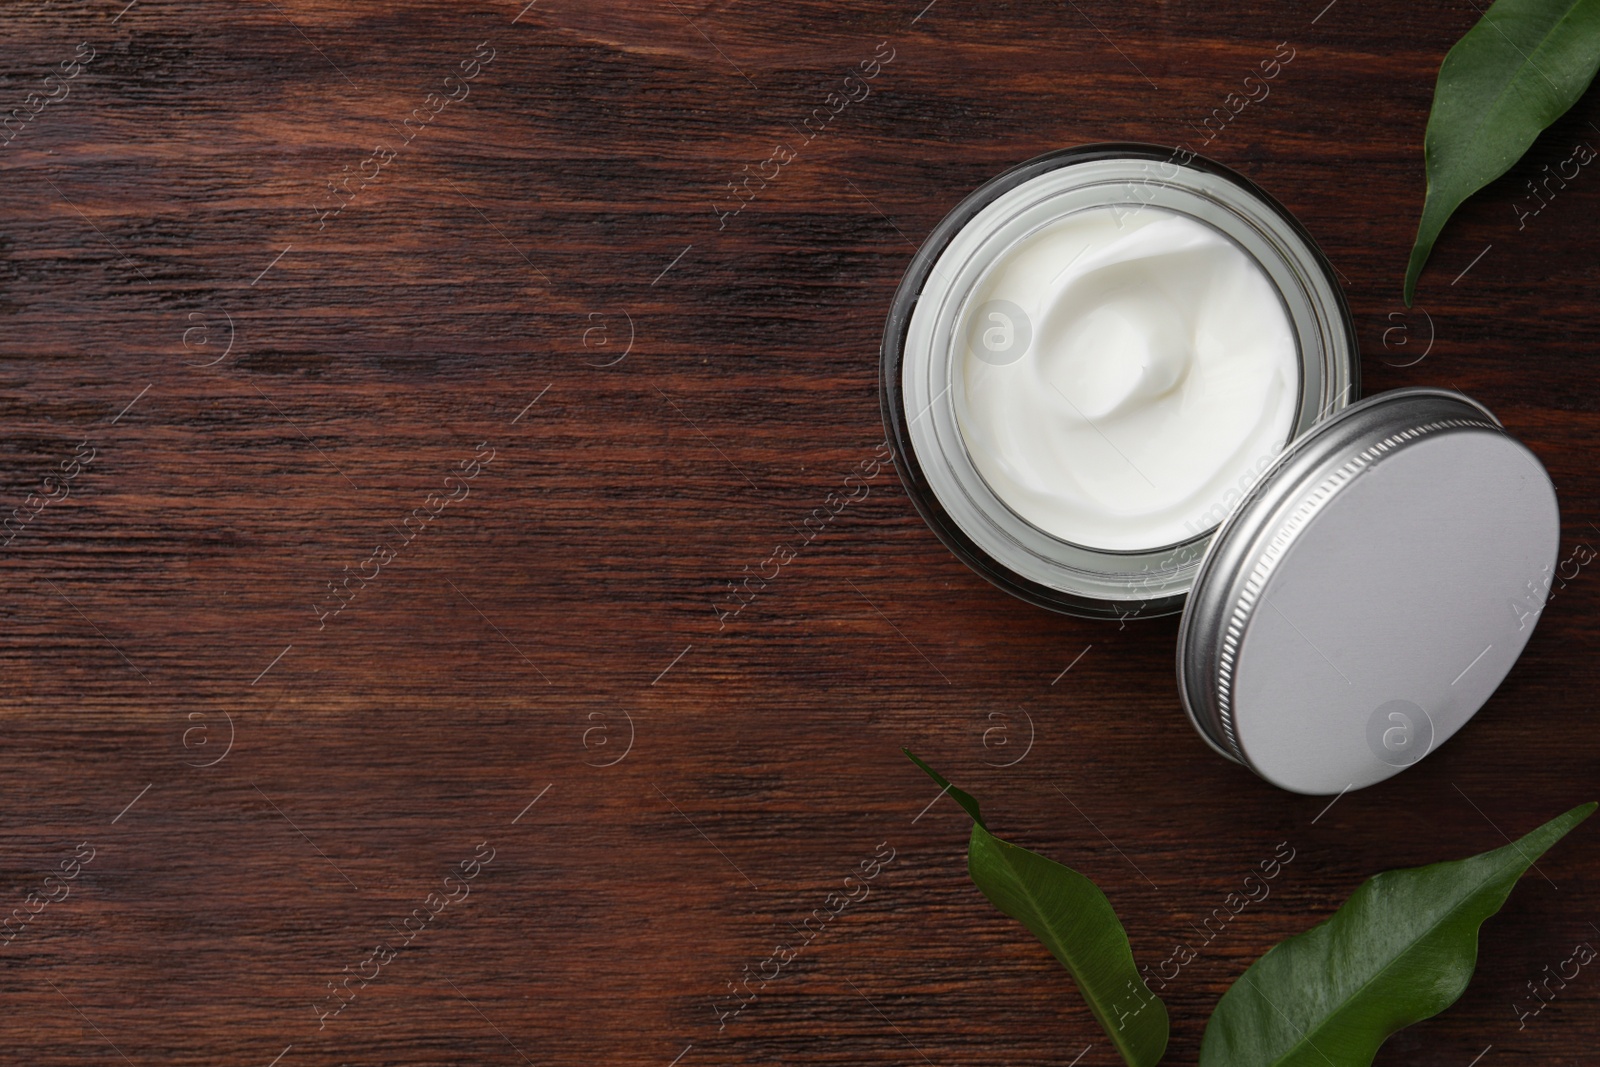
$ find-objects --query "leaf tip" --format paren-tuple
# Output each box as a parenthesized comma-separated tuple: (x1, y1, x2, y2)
(1403, 247, 1424, 307)
(1542, 801, 1597, 838)
(902, 749, 985, 828)
(903, 747, 940, 782)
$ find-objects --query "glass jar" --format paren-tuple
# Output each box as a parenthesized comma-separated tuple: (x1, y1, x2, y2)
(881, 143, 1358, 619)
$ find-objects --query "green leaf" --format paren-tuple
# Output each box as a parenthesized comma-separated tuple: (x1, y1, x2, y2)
(1404, 0, 1600, 304)
(1200, 801, 1596, 1067)
(904, 751, 1169, 1067)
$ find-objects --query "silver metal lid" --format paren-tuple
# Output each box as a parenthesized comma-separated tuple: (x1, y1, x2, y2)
(1176, 387, 1560, 795)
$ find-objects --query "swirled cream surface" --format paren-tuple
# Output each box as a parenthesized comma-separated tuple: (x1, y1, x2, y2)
(954, 205, 1298, 551)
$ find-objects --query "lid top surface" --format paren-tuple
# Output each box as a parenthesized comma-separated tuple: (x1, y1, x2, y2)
(1179, 388, 1559, 794)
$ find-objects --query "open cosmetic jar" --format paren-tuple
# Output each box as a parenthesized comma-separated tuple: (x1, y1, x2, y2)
(881, 144, 1561, 794)
(884, 144, 1357, 617)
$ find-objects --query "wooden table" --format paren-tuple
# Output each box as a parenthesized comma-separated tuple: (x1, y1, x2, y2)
(3, 1, 1597, 1064)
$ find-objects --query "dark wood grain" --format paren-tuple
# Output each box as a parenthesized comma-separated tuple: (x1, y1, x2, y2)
(2, 1, 1597, 1064)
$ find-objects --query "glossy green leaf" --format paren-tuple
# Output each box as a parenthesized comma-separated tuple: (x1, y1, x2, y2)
(905, 750, 1168, 1067)
(1200, 802, 1596, 1067)
(1404, 0, 1600, 304)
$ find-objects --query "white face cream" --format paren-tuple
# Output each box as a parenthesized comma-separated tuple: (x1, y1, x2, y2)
(954, 205, 1298, 552)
